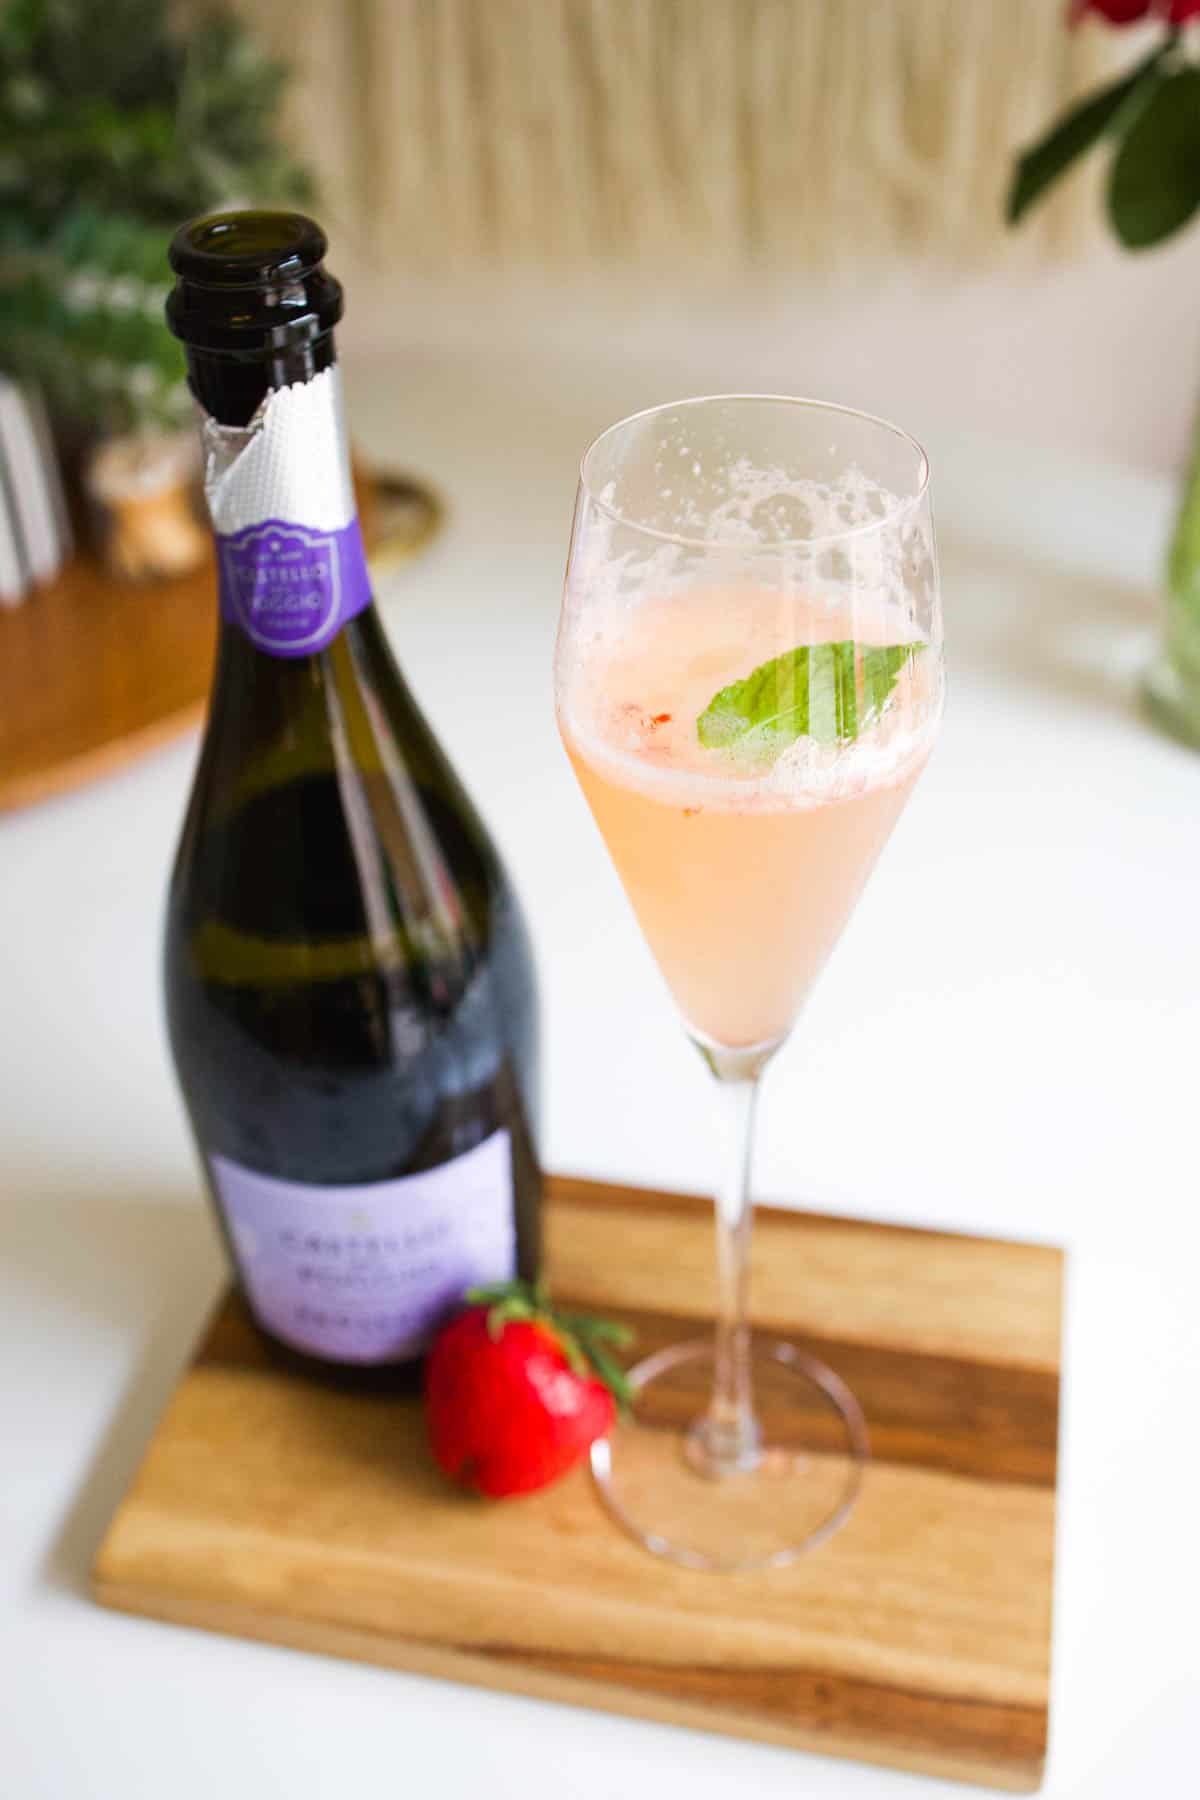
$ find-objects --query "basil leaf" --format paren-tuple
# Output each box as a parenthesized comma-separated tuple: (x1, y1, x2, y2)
(696, 641, 919, 758)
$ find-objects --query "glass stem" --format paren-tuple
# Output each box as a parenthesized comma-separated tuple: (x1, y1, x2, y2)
(688, 1039, 778, 1478)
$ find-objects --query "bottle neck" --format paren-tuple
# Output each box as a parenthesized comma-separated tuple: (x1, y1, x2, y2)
(188, 336, 374, 661)
(184, 334, 337, 429)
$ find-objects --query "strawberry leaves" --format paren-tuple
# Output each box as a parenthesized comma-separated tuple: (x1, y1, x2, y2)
(466, 1280, 636, 1409)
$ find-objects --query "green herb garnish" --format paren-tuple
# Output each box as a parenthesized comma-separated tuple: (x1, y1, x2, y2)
(696, 640, 921, 759)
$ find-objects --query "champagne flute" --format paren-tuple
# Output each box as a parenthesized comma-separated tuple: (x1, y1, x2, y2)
(555, 396, 942, 1570)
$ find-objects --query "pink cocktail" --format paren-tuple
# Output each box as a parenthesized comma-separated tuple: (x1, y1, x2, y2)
(562, 583, 933, 1049)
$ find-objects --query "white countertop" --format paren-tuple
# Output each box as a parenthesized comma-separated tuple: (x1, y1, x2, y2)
(2, 343, 1198, 1798)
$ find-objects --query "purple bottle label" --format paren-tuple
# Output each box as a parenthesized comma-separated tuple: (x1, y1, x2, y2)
(209, 1131, 515, 1363)
(217, 516, 372, 657)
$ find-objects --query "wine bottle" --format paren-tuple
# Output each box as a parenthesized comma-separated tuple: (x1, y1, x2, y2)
(163, 211, 541, 1380)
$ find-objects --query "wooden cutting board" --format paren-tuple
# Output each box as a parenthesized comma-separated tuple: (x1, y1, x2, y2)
(92, 1175, 1062, 1792)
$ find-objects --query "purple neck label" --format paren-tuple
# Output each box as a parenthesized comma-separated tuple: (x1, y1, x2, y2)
(217, 516, 372, 656)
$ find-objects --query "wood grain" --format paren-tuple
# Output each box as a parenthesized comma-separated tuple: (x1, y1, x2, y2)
(547, 1175, 1062, 1372)
(92, 1176, 1063, 1791)
(0, 467, 377, 814)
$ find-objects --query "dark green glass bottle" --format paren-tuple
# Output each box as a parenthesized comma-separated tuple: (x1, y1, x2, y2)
(164, 212, 541, 1384)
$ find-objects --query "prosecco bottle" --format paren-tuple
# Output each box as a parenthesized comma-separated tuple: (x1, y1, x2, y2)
(164, 211, 541, 1382)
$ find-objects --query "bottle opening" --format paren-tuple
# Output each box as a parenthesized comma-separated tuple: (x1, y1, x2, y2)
(167, 209, 343, 363)
(169, 211, 328, 290)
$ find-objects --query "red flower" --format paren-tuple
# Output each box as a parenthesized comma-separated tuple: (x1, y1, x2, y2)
(1070, 0, 1200, 19)
(1069, 0, 1151, 19)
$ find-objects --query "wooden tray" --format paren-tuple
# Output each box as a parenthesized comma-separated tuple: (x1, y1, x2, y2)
(92, 1175, 1062, 1792)
(0, 469, 379, 814)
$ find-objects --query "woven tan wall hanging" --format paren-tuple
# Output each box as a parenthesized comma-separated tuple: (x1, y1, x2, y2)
(218, 0, 1122, 272)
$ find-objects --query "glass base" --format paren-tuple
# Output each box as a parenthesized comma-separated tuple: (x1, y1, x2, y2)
(1143, 652, 1200, 749)
(590, 1338, 869, 1572)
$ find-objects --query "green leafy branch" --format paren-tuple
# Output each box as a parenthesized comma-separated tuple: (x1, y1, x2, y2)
(0, 0, 313, 434)
(1008, 25, 1200, 250)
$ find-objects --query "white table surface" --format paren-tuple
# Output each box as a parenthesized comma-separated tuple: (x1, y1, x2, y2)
(2, 343, 1198, 1798)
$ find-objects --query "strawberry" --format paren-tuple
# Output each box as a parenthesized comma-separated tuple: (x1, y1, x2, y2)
(425, 1281, 633, 1498)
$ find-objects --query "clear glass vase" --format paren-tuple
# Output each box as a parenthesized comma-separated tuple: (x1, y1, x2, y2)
(1145, 411, 1200, 746)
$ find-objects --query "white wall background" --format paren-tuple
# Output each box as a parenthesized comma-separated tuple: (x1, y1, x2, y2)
(345, 228, 1200, 479)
